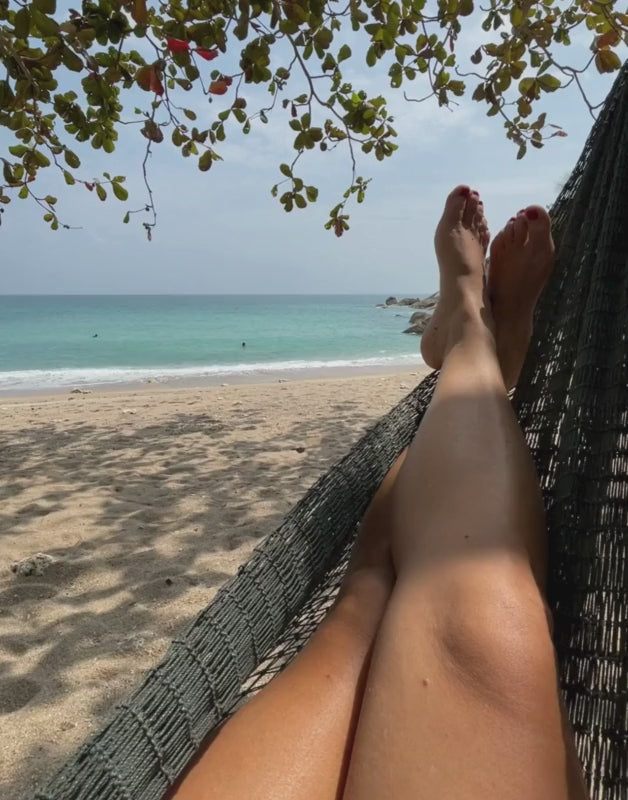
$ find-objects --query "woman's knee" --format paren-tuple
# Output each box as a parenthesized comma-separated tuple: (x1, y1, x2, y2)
(426, 567, 558, 713)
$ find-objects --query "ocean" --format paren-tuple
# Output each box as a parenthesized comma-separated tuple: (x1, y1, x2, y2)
(0, 295, 424, 393)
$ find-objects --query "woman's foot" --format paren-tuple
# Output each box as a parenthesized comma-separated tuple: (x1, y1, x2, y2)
(421, 185, 491, 368)
(488, 206, 555, 390)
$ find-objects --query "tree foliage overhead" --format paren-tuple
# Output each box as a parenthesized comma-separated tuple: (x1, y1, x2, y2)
(0, 0, 626, 236)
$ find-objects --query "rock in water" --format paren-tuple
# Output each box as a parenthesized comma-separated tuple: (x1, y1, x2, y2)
(385, 296, 398, 306)
(410, 292, 439, 310)
(409, 310, 432, 325)
(404, 311, 432, 335)
(11, 553, 55, 577)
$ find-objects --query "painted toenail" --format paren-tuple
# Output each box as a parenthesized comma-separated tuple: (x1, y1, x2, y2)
(459, 187, 470, 197)
(525, 208, 539, 220)
(471, 190, 479, 197)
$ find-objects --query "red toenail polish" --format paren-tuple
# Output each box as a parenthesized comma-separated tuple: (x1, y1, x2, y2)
(526, 208, 539, 220)
(509, 217, 515, 222)
(471, 190, 479, 197)
(459, 187, 470, 197)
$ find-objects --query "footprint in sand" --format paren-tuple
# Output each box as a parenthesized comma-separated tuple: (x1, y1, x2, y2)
(0, 582, 57, 604)
(0, 677, 41, 714)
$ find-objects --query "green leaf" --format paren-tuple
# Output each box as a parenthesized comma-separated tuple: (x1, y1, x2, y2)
(510, 6, 524, 26)
(305, 185, 318, 202)
(63, 170, 75, 185)
(18, 185, 28, 199)
(14, 8, 31, 39)
(123, 212, 130, 223)
(198, 150, 213, 171)
(595, 49, 621, 74)
(31, 8, 59, 36)
(183, 108, 197, 121)
(338, 44, 351, 62)
(112, 182, 128, 201)
(8, 144, 28, 157)
(294, 193, 307, 209)
(64, 149, 80, 169)
(62, 48, 83, 72)
(538, 74, 561, 92)
(33, 0, 56, 14)
(95, 183, 107, 201)
(33, 150, 51, 167)
(279, 163, 292, 177)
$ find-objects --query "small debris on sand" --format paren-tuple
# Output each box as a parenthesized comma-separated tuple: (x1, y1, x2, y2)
(11, 553, 55, 577)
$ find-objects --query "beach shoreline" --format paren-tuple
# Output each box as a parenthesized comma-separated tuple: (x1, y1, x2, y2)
(1, 368, 429, 799)
(0, 359, 426, 398)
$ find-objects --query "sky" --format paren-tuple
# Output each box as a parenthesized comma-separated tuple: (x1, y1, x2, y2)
(1, 12, 623, 295)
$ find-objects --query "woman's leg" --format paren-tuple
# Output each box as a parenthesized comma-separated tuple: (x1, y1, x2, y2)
(170, 453, 405, 800)
(343, 188, 588, 799)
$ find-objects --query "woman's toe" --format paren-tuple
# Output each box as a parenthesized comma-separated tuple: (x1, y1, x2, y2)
(441, 185, 470, 224)
(462, 190, 480, 226)
(525, 206, 553, 246)
(489, 229, 507, 261)
(512, 213, 528, 247)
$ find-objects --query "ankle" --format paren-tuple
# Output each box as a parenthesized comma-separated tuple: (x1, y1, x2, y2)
(444, 300, 496, 358)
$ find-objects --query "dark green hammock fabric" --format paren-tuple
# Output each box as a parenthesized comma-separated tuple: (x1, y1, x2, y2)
(34, 67, 628, 800)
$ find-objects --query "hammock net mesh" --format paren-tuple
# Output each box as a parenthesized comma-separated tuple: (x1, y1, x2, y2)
(34, 66, 628, 800)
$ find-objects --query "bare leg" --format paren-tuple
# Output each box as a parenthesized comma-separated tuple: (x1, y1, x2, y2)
(343, 189, 588, 799)
(170, 454, 405, 800)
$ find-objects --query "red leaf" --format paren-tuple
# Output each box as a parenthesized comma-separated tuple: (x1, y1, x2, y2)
(334, 221, 343, 237)
(196, 48, 218, 61)
(149, 67, 164, 96)
(224, 75, 233, 86)
(209, 80, 228, 95)
(85, 182, 93, 191)
(166, 37, 190, 53)
(597, 30, 620, 49)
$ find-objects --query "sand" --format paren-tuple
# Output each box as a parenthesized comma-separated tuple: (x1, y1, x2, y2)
(0, 368, 428, 799)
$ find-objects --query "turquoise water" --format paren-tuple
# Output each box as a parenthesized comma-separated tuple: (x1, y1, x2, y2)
(0, 295, 423, 391)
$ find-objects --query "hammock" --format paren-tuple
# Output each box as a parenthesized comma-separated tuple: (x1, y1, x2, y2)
(34, 66, 628, 800)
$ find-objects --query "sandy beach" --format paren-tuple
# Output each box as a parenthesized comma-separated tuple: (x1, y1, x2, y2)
(0, 368, 428, 799)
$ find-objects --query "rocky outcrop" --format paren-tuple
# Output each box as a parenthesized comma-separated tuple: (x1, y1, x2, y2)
(379, 294, 439, 335)
(404, 310, 432, 335)
(380, 292, 439, 309)
(410, 292, 439, 310)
